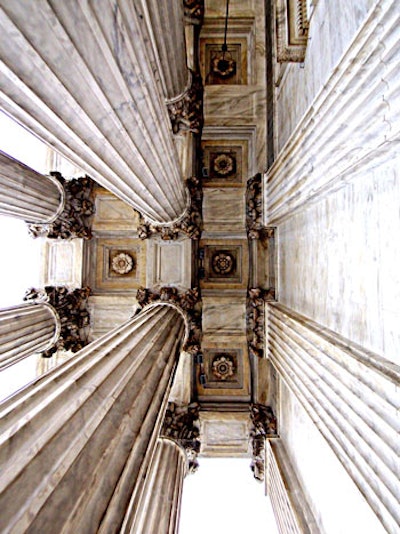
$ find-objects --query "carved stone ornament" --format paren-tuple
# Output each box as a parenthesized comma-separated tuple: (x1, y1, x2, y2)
(24, 286, 91, 357)
(246, 287, 275, 359)
(138, 177, 202, 240)
(211, 251, 235, 275)
(212, 152, 236, 178)
(135, 286, 202, 355)
(28, 173, 95, 239)
(249, 404, 277, 482)
(276, 0, 309, 63)
(246, 173, 263, 239)
(167, 71, 203, 135)
(212, 354, 235, 380)
(183, 0, 204, 23)
(161, 402, 201, 473)
(210, 53, 236, 79)
(111, 252, 134, 275)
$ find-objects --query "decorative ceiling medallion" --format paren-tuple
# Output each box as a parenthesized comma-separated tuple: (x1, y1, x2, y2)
(212, 354, 235, 380)
(212, 152, 236, 178)
(111, 252, 134, 275)
(210, 54, 236, 79)
(211, 251, 235, 275)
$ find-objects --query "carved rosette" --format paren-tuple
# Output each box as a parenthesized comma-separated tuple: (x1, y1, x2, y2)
(246, 287, 275, 359)
(28, 173, 95, 239)
(167, 71, 203, 135)
(183, 0, 204, 24)
(249, 404, 277, 482)
(161, 402, 201, 473)
(212, 354, 235, 380)
(24, 286, 91, 357)
(136, 286, 202, 355)
(138, 177, 202, 240)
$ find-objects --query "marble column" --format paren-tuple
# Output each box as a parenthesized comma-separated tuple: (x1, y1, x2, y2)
(123, 402, 200, 533)
(137, 0, 188, 100)
(267, 302, 400, 533)
(265, 439, 318, 534)
(125, 438, 187, 534)
(0, 305, 186, 534)
(0, 301, 60, 370)
(0, 149, 64, 223)
(265, 0, 400, 225)
(0, 0, 187, 224)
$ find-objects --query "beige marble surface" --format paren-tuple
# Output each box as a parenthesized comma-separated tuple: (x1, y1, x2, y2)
(199, 411, 251, 457)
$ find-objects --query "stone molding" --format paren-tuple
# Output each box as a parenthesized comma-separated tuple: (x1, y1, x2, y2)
(136, 286, 202, 355)
(138, 177, 203, 240)
(28, 173, 95, 239)
(246, 287, 275, 359)
(24, 286, 91, 357)
(161, 402, 201, 473)
(249, 403, 278, 482)
(166, 71, 204, 135)
(275, 0, 309, 63)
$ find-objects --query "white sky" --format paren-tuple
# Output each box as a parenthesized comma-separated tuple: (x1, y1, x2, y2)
(0, 110, 279, 532)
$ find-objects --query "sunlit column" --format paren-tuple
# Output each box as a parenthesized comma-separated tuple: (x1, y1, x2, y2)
(138, 0, 188, 100)
(0, 0, 187, 223)
(267, 302, 400, 533)
(265, 439, 318, 534)
(0, 301, 60, 370)
(0, 305, 185, 534)
(123, 402, 200, 534)
(0, 149, 64, 223)
(126, 438, 188, 534)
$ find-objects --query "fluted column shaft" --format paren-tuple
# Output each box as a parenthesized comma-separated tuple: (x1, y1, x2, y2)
(0, 302, 60, 370)
(125, 437, 187, 534)
(0, 0, 187, 223)
(267, 302, 400, 533)
(265, 0, 400, 225)
(138, 0, 188, 100)
(0, 305, 185, 534)
(0, 150, 64, 223)
(266, 439, 318, 534)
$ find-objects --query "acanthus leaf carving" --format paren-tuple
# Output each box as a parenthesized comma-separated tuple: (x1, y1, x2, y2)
(183, 0, 204, 24)
(138, 177, 202, 240)
(28, 173, 95, 240)
(24, 285, 91, 356)
(136, 286, 202, 356)
(161, 402, 201, 473)
(246, 287, 275, 359)
(167, 71, 203, 135)
(249, 404, 277, 482)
